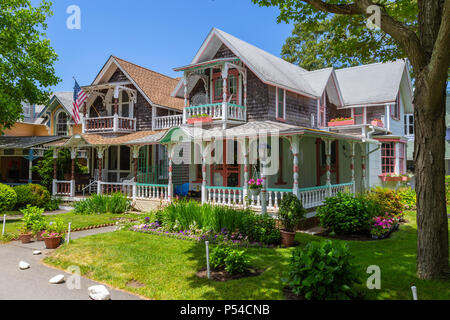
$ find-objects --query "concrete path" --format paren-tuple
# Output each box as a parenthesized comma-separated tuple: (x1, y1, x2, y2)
(0, 227, 142, 300)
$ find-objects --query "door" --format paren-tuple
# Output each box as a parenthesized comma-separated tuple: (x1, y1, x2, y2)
(211, 140, 241, 187)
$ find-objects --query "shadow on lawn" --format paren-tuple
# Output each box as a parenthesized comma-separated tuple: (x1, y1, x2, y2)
(182, 241, 293, 300)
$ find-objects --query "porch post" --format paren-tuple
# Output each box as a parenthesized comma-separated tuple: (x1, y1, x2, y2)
(243, 72, 248, 122)
(113, 85, 119, 132)
(52, 148, 58, 196)
(350, 142, 356, 194)
(201, 141, 208, 204)
(132, 146, 140, 201)
(325, 139, 332, 196)
(243, 138, 249, 204)
(28, 149, 33, 184)
(291, 135, 301, 198)
(361, 144, 367, 191)
(70, 148, 77, 197)
(221, 64, 229, 129)
(183, 74, 188, 124)
(261, 161, 267, 215)
(167, 143, 173, 202)
(97, 147, 105, 195)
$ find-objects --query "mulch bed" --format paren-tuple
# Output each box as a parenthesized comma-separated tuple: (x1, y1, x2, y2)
(315, 232, 376, 241)
(197, 268, 264, 282)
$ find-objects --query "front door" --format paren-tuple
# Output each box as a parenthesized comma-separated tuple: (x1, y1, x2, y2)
(211, 140, 241, 187)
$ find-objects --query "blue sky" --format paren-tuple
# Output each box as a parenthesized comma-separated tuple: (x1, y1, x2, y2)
(38, 0, 293, 92)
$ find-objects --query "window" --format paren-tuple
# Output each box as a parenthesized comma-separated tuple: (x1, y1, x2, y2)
(381, 142, 396, 174)
(318, 94, 326, 127)
(353, 108, 365, 125)
(399, 143, 406, 174)
(391, 95, 400, 120)
(404, 114, 414, 136)
(22, 103, 31, 118)
(213, 74, 223, 102)
(212, 70, 239, 104)
(55, 111, 68, 136)
(276, 88, 286, 120)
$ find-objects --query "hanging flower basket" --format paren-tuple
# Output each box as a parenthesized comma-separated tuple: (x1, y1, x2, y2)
(248, 178, 263, 197)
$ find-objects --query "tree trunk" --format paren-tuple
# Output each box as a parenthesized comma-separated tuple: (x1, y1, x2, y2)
(414, 74, 449, 279)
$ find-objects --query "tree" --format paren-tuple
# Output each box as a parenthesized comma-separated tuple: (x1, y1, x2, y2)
(0, 0, 60, 133)
(253, 0, 449, 280)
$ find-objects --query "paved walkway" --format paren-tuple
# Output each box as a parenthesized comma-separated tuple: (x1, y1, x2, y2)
(0, 227, 142, 300)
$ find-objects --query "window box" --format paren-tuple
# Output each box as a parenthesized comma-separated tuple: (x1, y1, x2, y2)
(379, 175, 411, 182)
(371, 119, 384, 127)
(187, 116, 213, 124)
(328, 119, 355, 127)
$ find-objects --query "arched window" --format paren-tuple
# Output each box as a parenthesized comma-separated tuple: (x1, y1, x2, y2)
(55, 111, 68, 136)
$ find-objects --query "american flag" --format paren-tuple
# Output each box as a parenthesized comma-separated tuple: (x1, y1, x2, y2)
(72, 80, 87, 125)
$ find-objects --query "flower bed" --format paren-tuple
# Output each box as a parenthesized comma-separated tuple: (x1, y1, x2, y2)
(370, 215, 399, 240)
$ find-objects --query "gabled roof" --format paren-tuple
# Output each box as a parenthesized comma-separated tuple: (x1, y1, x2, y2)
(335, 60, 409, 107)
(37, 91, 74, 121)
(93, 56, 184, 111)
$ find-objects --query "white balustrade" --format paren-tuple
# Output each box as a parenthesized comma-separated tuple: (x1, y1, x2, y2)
(153, 115, 183, 130)
(83, 116, 136, 133)
(207, 187, 244, 206)
(136, 184, 169, 201)
(98, 182, 134, 198)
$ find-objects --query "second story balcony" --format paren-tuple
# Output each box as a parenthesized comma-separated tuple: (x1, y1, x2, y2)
(82, 115, 137, 134)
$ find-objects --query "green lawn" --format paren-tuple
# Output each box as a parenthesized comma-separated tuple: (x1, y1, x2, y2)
(0, 212, 140, 242)
(43, 210, 450, 300)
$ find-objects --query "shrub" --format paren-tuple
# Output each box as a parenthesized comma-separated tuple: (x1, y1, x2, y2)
(14, 184, 50, 210)
(283, 240, 360, 300)
(0, 183, 17, 212)
(366, 187, 404, 219)
(73, 193, 130, 214)
(240, 213, 281, 245)
(45, 217, 67, 238)
(20, 206, 45, 233)
(278, 193, 306, 232)
(397, 187, 416, 210)
(317, 192, 378, 235)
(44, 197, 62, 211)
(210, 244, 249, 275)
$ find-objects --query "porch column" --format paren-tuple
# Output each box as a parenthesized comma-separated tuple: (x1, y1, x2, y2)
(27, 149, 34, 184)
(221, 64, 229, 129)
(97, 147, 106, 195)
(243, 72, 248, 122)
(361, 146, 367, 191)
(132, 146, 140, 201)
(325, 139, 332, 196)
(201, 141, 208, 204)
(113, 85, 119, 132)
(243, 138, 249, 204)
(350, 142, 356, 194)
(52, 149, 58, 196)
(70, 148, 77, 197)
(167, 144, 174, 202)
(183, 75, 188, 124)
(291, 135, 301, 198)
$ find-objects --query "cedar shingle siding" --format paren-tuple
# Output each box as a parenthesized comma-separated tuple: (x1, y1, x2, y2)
(135, 92, 154, 131)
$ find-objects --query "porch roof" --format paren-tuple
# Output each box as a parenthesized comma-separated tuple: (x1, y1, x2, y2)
(173, 57, 241, 72)
(0, 136, 64, 149)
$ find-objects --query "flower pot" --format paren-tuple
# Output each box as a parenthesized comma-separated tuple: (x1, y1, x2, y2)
(280, 230, 296, 247)
(36, 231, 45, 241)
(19, 233, 33, 244)
(44, 237, 61, 249)
(249, 188, 261, 197)
(371, 120, 384, 127)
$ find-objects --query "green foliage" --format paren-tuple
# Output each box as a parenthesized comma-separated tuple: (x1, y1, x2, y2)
(366, 187, 404, 219)
(44, 197, 62, 211)
(14, 184, 50, 210)
(73, 193, 131, 215)
(317, 192, 378, 235)
(278, 193, 306, 232)
(210, 244, 249, 275)
(20, 205, 45, 233)
(45, 217, 67, 236)
(0, 0, 60, 132)
(0, 183, 17, 212)
(33, 149, 87, 191)
(156, 200, 280, 245)
(397, 187, 416, 210)
(252, 0, 417, 71)
(283, 240, 360, 300)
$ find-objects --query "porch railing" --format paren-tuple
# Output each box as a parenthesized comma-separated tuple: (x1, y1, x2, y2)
(153, 115, 183, 130)
(206, 186, 244, 206)
(136, 184, 169, 201)
(83, 116, 136, 133)
(184, 102, 246, 124)
(54, 181, 72, 196)
(97, 182, 133, 198)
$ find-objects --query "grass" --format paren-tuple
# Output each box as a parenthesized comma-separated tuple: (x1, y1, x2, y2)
(0, 212, 140, 243)
(42, 210, 450, 300)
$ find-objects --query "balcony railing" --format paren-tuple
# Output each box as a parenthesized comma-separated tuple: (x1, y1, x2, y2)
(153, 115, 183, 130)
(185, 102, 246, 123)
(82, 115, 136, 133)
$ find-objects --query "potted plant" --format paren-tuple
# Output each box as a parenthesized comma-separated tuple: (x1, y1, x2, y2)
(248, 178, 263, 196)
(278, 194, 306, 247)
(371, 119, 384, 127)
(18, 225, 33, 244)
(42, 218, 66, 249)
(32, 220, 48, 241)
(187, 114, 213, 124)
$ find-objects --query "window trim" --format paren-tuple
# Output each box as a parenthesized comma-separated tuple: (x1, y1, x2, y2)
(404, 114, 414, 137)
(391, 94, 401, 121)
(381, 142, 396, 175)
(276, 87, 286, 121)
(55, 110, 69, 137)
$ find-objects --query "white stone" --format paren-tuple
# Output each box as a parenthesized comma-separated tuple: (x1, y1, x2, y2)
(33, 250, 42, 255)
(49, 275, 65, 284)
(88, 285, 111, 300)
(19, 261, 30, 270)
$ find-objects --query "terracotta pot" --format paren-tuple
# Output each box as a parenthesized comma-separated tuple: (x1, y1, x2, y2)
(19, 233, 33, 244)
(280, 230, 296, 247)
(36, 231, 45, 241)
(44, 237, 61, 249)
